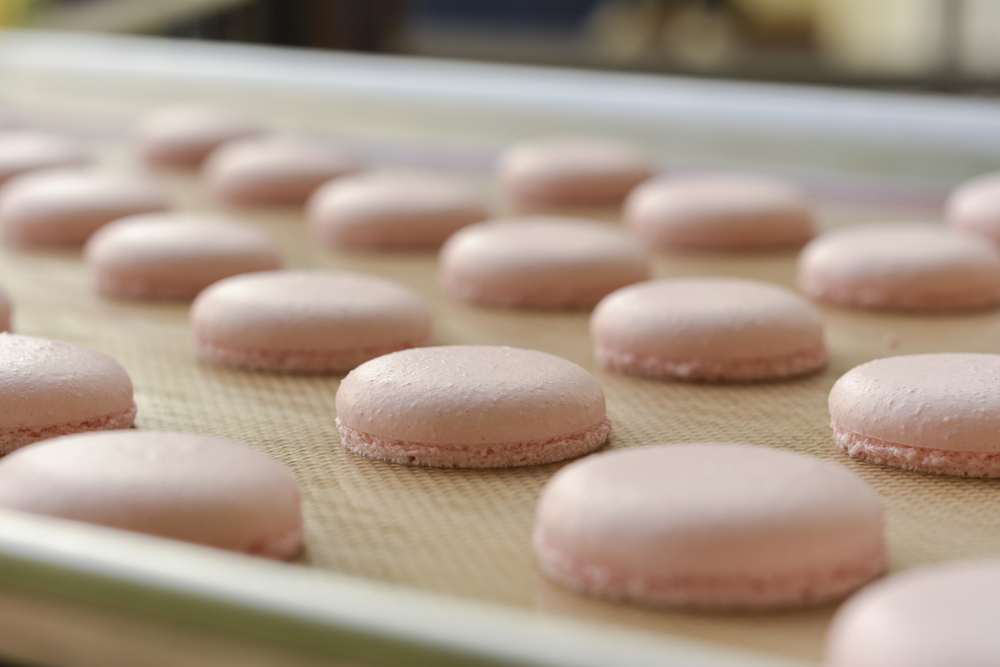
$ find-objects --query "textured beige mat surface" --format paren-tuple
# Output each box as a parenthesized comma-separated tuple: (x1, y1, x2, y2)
(1, 141, 996, 665)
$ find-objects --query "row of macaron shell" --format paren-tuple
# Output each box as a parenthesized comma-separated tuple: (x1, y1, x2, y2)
(0, 332, 305, 559)
(5, 119, 1000, 323)
(4, 106, 1000, 666)
(5, 108, 1000, 318)
(5, 107, 1000, 470)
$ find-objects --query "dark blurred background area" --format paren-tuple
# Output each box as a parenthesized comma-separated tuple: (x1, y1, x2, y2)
(4, 0, 998, 94)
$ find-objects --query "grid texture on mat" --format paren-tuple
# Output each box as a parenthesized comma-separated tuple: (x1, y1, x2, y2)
(2, 165, 999, 666)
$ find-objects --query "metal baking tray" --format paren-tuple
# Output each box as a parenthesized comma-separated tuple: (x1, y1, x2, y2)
(0, 29, 998, 667)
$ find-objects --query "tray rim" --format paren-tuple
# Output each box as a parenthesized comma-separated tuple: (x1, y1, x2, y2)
(0, 508, 811, 667)
(3, 27, 1000, 157)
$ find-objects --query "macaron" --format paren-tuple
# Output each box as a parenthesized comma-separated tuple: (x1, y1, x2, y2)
(623, 172, 814, 251)
(0, 131, 90, 186)
(439, 216, 652, 308)
(826, 560, 1000, 667)
(798, 223, 1000, 311)
(307, 172, 489, 249)
(191, 270, 433, 373)
(0, 430, 303, 559)
(336, 345, 611, 468)
(498, 137, 654, 208)
(830, 353, 1000, 477)
(0, 169, 171, 246)
(84, 212, 283, 299)
(132, 104, 263, 169)
(534, 443, 887, 609)
(591, 277, 827, 381)
(0, 334, 136, 454)
(945, 171, 1000, 244)
(203, 134, 360, 207)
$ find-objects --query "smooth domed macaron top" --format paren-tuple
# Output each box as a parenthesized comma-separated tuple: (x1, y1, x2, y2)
(623, 172, 814, 250)
(535, 443, 885, 580)
(591, 277, 824, 360)
(203, 134, 360, 206)
(0, 169, 169, 210)
(307, 172, 489, 248)
(826, 560, 1000, 667)
(798, 223, 1000, 296)
(191, 270, 432, 352)
(829, 353, 1000, 453)
(440, 216, 651, 289)
(132, 104, 263, 169)
(0, 168, 172, 245)
(84, 212, 282, 287)
(0, 334, 134, 429)
(0, 131, 90, 185)
(0, 430, 302, 557)
(336, 345, 607, 445)
(308, 172, 486, 222)
(945, 171, 1000, 244)
(498, 136, 654, 206)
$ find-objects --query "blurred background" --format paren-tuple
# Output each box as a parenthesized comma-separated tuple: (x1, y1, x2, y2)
(0, 0, 997, 95)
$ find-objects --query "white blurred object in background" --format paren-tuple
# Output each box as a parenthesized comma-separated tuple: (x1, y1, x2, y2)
(816, 0, 1000, 78)
(959, 0, 1000, 76)
(816, 0, 948, 76)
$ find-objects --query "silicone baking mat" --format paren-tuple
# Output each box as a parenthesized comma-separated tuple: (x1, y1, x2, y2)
(1, 127, 995, 666)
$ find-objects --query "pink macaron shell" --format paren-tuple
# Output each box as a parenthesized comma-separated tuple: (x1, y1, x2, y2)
(498, 137, 655, 207)
(0, 334, 136, 453)
(0, 169, 171, 246)
(84, 212, 282, 299)
(203, 135, 360, 207)
(798, 223, 1000, 311)
(0, 430, 302, 559)
(945, 171, 1000, 244)
(623, 172, 814, 251)
(336, 345, 611, 468)
(826, 560, 1000, 667)
(307, 172, 489, 249)
(830, 353, 1000, 476)
(0, 131, 90, 186)
(132, 105, 263, 169)
(591, 277, 827, 381)
(191, 270, 433, 373)
(439, 217, 652, 308)
(534, 443, 887, 609)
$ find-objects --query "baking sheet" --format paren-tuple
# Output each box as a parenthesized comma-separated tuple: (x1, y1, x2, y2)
(4, 150, 993, 666)
(3, 29, 1000, 667)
